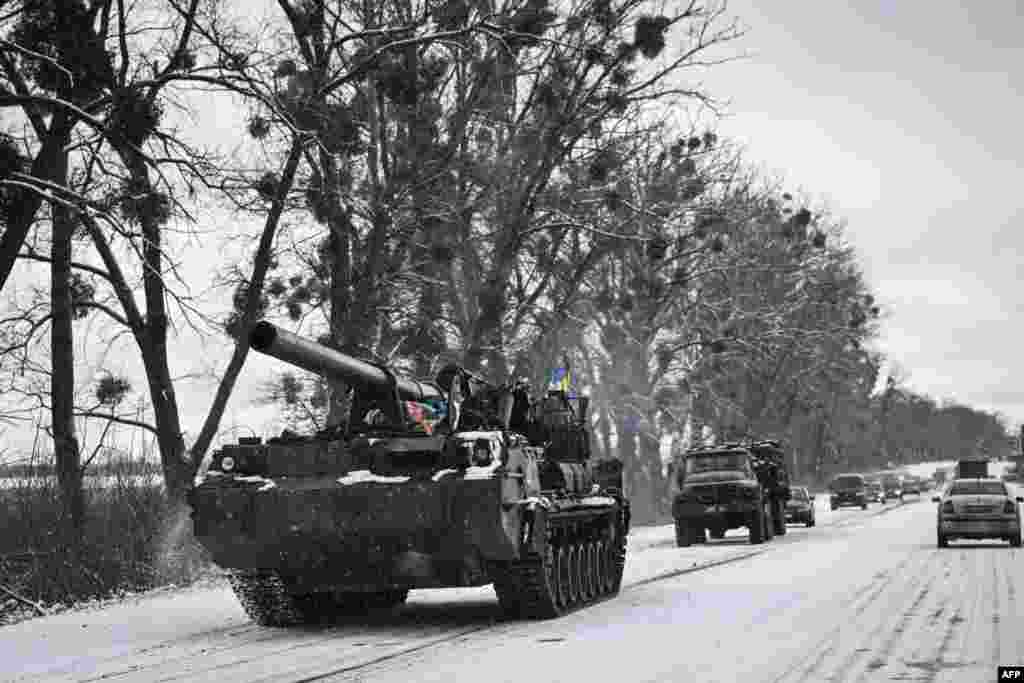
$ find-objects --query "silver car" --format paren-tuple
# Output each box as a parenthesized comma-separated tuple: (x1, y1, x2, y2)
(934, 478, 1022, 547)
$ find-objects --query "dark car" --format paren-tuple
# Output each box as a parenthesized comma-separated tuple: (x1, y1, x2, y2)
(830, 473, 868, 510)
(785, 486, 816, 527)
(934, 478, 1022, 547)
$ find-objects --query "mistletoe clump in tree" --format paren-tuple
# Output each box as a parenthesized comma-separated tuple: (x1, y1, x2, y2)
(684, 193, 882, 482)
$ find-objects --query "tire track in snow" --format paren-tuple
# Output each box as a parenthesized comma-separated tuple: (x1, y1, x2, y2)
(849, 559, 941, 682)
(768, 554, 917, 683)
(813, 552, 932, 682)
(894, 553, 964, 683)
(991, 552, 1001, 665)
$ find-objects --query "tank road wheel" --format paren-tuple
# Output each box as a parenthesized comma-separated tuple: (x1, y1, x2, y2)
(607, 523, 626, 596)
(590, 542, 604, 598)
(675, 519, 693, 547)
(566, 543, 581, 606)
(228, 570, 306, 627)
(585, 540, 598, 602)
(585, 542, 598, 600)
(749, 507, 766, 545)
(593, 540, 607, 596)
(555, 544, 571, 610)
(600, 539, 614, 594)
(576, 543, 590, 603)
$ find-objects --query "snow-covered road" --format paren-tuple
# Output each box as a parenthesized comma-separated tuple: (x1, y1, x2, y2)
(4, 494, 1021, 683)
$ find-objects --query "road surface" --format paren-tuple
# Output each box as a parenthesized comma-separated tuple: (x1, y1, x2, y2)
(4, 493, 1021, 683)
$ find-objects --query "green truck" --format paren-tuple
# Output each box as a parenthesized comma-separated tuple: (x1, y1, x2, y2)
(671, 440, 791, 546)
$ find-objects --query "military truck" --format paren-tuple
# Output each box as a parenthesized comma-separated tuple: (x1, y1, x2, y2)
(671, 440, 791, 546)
(188, 321, 630, 625)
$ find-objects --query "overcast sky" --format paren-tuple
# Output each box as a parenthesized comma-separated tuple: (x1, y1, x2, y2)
(699, 0, 1024, 428)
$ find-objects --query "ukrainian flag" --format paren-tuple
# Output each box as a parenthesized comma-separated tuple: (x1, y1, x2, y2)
(549, 367, 571, 393)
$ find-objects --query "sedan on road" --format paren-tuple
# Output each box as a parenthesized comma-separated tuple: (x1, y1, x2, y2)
(934, 478, 1022, 547)
(829, 473, 868, 510)
(785, 486, 816, 527)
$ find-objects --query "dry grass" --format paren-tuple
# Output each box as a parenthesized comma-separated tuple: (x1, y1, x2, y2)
(0, 459, 213, 625)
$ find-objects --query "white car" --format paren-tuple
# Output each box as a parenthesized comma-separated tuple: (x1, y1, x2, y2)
(934, 478, 1022, 547)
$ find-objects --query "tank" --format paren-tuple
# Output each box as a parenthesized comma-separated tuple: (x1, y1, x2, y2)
(187, 321, 630, 625)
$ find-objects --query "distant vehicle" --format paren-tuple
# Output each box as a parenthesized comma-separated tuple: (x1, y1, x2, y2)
(902, 477, 922, 496)
(829, 473, 868, 510)
(784, 486, 816, 527)
(934, 478, 1022, 547)
(864, 481, 883, 503)
(881, 474, 903, 501)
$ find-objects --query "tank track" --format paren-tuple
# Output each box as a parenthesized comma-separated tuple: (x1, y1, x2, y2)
(491, 508, 627, 619)
(228, 570, 306, 627)
(228, 570, 409, 626)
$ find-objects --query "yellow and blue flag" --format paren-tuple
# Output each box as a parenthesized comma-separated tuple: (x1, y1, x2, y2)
(549, 367, 571, 393)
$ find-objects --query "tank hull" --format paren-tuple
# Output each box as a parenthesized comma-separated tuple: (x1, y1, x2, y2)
(191, 471, 625, 592)
(192, 473, 528, 590)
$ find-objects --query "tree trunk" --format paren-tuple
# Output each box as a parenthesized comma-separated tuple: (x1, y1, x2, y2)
(121, 151, 190, 500)
(51, 162, 85, 540)
(639, 424, 664, 520)
(323, 151, 356, 429)
(0, 114, 74, 293)
(189, 139, 304, 463)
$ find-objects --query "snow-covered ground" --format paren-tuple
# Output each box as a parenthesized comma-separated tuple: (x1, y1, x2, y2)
(4, 494, 979, 683)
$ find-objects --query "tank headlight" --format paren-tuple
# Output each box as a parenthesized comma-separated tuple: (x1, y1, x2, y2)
(221, 456, 236, 472)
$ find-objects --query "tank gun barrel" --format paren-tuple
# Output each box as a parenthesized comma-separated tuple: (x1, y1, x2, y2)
(249, 321, 443, 402)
